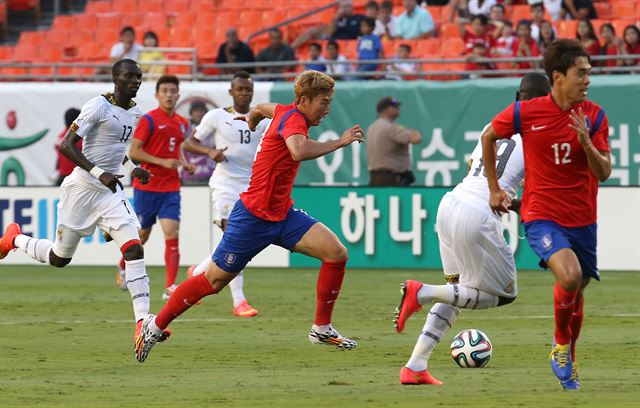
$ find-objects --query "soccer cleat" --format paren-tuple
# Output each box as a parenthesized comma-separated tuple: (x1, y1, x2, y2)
(134, 314, 162, 363)
(560, 363, 580, 390)
(0, 223, 21, 260)
(233, 300, 258, 317)
(550, 342, 573, 381)
(400, 367, 443, 385)
(393, 280, 423, 333)
(161, 284, 178, 302)
(135, 319, 171, 342)
(308, 325, 357, 350)
(116, 268, 127, 291)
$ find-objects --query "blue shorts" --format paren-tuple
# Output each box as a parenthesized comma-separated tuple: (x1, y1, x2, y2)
(133, 189, 181, 229)
(213, 200, 317, 273)
(524, 220, 599, 281)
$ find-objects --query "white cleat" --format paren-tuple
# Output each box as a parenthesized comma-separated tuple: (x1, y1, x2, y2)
(134, 314, 161, 363)
(308, 325, 357, 350)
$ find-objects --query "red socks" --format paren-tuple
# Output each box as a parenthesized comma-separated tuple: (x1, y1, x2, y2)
(570, 294, 584, 361)
(165, 239, 179, 288)
(314, 260, 346, 326)
(155, 274, 218, 330)
(553, 282, 578, 345)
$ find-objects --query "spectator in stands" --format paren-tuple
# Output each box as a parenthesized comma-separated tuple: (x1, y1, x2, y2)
(538, 0, 562, 21)
(366, 96, 421, 186)
(537, 20, 556, 55)
(512, 19, 539, 70)
(562, 0, 596, 20)
(396, 0, 435, 39)
(375, 0, 399, 39)
(622, 25, 640, 67)
(387, 43, 417, 80)
(110, 26, 143, 63)
(490, 20, 514, 59)
(54, 108, 81, 186)
(530, 2, 555, 43)
(465, 42, 496, 79)
(365, 1, 386, 37)
(576, 19, 601, 59)
(305, 42, 327, 72)
(327, 0, 365, 40)
(325, 40, 354, 79)
(181, 101, 215, 185)
(599, 24, 623, 70)
(139, 31, 165, 77)
(256, 28, 296, 78)
(357, 17, 383, 77)
(216, 28, 255, 74)
(448, 0, 497, 21)
(458, 14, 490, 55)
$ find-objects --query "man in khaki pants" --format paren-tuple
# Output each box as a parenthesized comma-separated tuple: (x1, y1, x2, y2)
(366, 96, 422, 186)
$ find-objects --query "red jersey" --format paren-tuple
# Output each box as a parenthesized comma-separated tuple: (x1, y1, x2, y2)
(511, 37, 539, 69)
(463, 30, 491, 54)
(492, 94, 610, 227)
(240, 104, 308, 221)
(602, 42, 620, 67)
(55, 129, 82, 177)
(132, 108, 189, 192)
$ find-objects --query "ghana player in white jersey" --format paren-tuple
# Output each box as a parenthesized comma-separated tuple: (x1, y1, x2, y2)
(393, 73, 552, 385)
(182, 71, 270, 317)
(0, 59, 169, 352)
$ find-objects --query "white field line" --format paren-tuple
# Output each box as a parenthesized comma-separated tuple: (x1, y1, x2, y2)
(0, 313, 638, 326)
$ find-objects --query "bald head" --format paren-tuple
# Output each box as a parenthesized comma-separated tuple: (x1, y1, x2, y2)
(517, 73, 551, 101)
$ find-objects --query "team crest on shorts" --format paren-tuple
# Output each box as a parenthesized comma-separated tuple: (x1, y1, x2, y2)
(542, 234, 553, 249)
(57, 228, 62, 238)
(224, 253, 236, 265)
(504, 281, 515, 294)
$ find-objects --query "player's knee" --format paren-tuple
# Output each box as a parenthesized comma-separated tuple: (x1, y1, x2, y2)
(497, 295, 516, 306)
(557, 268, 582, 290)
(49, 252, 71, 268)
(326, 242, 348, 263)
(123, 244, 144, 261)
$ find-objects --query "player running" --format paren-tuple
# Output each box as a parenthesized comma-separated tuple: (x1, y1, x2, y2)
(114, 74, 195, 301)
(182, 71, 270, 317)
(483, 39, 611, 390)
(134, 70, 364, 363)
(394, 73, 551, 385)
(0, 59, 169, 348)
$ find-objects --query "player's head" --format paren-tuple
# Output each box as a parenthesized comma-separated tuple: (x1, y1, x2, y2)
(120, 26, 135, 45)
(294, 70, 335, 126)
(516, 73, 550, 102)
(543, 39, 591, 103)
(155, 75, 180, 111)
(229, 70, 253, 113)
(112, 59, 142, 98)
(64, 108, 81, 128)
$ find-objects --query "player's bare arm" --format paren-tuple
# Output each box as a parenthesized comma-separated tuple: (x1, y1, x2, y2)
(480, 125, 511, 215)
(59, 128, 123, 193)
(129, 138, 181, 170)
(182, 131, 227, 162)
(239, 103, 277, 131)
(285, 125, 364, 162)
(179, 142, 196, 174)
(569, 107, 612, 182)
(122, 156, 151, 185)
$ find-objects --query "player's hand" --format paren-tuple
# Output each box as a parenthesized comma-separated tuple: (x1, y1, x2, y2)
(132, 167, 152, 185)
(569, 107, 590, 148)
(339, 125, 365, 147)
(235, 113, 259, 132)
(99, 172, 124, 193)
(182, 161, 196, 174)
(489, 189, 511, 216)
(161, 158, 182, 169)
(208, 146, 228, 162)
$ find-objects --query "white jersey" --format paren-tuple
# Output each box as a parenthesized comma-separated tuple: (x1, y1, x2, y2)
(452, 123, 524, 214)
(70, 94, 142, 190)
(195, 106, 270, 190)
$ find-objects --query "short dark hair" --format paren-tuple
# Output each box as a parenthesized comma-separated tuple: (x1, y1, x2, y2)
(112, 58, 138, 77)
(531, 2, 544, 12)
(156, 75, 179, 92)
(143, 30, 159, 45)
(269, 27, 282, 36)
(189, 100, 207, 114)
(516, 19, 531, 30)
(309, 42, 322, 51)
(380, 0, 393, 11)
(64, 108, 81, 128)
(517, 72, 551, 101)
(366, 0, 379, 10)
(600, 22, 615, 36)
(543, 39, 589, 85)
(327, 40, 339, 50)
(399, 43, 411, 53)
(491, 4, 505, 13)
(470, 14, 488, 26)
(232, 70, 251, 80)
(362, 16, 376, 29)
(120, 26, 135, 36)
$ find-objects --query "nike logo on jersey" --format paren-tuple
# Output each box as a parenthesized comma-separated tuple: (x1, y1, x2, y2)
(159, 124, 167, 129)
(531, 125, 547, 131)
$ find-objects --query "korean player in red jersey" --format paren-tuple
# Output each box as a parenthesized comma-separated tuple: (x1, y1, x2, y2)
(134, 71, 364, 363)
(482, 39, 611, 390)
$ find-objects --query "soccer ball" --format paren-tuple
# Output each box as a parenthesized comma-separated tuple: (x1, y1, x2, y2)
(450, 329, 492, 368)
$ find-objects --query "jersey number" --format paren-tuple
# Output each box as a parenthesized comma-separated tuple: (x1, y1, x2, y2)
(238, 129, 251, 144)
(471, 139, 516, 179)
(120, 125, 133, 143)
(168, 137, 176, 152)
(551, 143, 572, 165)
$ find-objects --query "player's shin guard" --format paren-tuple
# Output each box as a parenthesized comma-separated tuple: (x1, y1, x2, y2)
(570, 295, 584, 361)
(155, 274, 218, 330)
(417, 284, 499, 309)
(314, 260, 346, 326)
(14, 235, 53, 264)
(406, 303, 460, 372)
(554, 282, 578, 345)
(125, 259, 150, 322)
(164, 239, 179, 288)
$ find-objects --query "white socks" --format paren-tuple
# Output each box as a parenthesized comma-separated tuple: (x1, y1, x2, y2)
(125, 259, 150, 322)
(229, 271, 247, 307)
(14, 234, 52, 264)
(192, 256, 209, 277)
(417, 283, 499, 310)
(406, 303, 460, 371)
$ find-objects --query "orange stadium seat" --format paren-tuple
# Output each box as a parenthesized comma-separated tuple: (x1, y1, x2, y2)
(590, 19, 606, 41)
(84, 1, 111, 14)
(140, 12, 168, 30)
(593, 2, 610, 19)
(95, 12, 122, 32)
(440, 22, 459, 39)
(414, 38, 440, 56)
(0, 45, 12, 60)
(143, 0, 163, 13)
(510, 5, 530, 24)
(51, 15, 75, 32)
(112, 0, 138, 14)
(557, 20, 578, 39)
(174, 11, 195, 29)
(168, 27, 193, 47)
(610, 1, 637, 20)
(611, 20, 630, 39)
(76, 13, 98, 29)
(121, 12, 145, 28)
(426, 6, 444, 24)
(17, 30, 44, 47)
(11, 43, 36, 61)
(94, 29, 120, 46)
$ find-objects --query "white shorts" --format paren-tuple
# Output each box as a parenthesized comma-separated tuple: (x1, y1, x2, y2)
(436, 193, 517, 298)
(211, 183, 246, 227)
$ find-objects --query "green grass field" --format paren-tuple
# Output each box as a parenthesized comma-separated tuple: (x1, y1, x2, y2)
(1, 266, 638, 407)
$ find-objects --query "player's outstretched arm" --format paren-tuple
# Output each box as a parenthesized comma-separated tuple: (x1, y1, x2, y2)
(481, 125, 510, 215)
(245, 103, 277, 131)
(285, 125, 364, 162)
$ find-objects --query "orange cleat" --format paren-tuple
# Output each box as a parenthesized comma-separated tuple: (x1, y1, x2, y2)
(233, 300, 258, 317)
(0, 223, 21, 260)
(393, 280, 423, 333)
(400, 367, 443, 385)
(135, 318, 171, 342)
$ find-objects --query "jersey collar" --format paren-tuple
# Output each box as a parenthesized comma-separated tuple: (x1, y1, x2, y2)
(103, 92, 137, 109)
